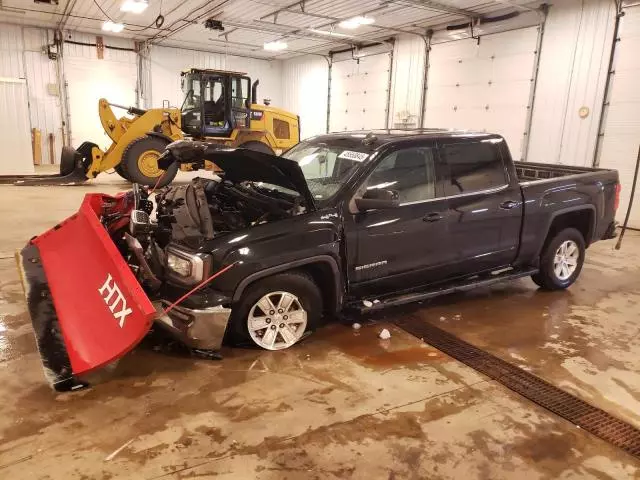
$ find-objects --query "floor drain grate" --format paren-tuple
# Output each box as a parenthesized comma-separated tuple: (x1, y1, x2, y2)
(393, 318, 640, 459)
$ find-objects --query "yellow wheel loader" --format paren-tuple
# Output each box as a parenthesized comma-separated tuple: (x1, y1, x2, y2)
(1, 69, 300, 187)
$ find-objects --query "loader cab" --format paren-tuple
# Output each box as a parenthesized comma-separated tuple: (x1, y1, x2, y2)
(180, 69, 252, 138)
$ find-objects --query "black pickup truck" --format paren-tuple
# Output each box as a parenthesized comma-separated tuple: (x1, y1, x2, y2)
(144, 131, 619, 352)
(20, 130, 620, 388)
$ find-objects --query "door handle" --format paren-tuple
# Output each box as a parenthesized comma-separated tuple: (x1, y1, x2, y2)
(500, 200, 519, 210)
(423, 212, 443, 222)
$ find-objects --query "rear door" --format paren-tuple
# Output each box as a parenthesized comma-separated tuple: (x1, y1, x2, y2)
(348, 143, 456, 295)
(437, 137, 522, 275)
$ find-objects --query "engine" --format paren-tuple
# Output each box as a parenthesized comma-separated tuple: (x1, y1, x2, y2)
(153, 177, 304, 248)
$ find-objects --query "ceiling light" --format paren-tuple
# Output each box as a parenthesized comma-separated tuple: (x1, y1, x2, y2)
(102, 21, 125, 33)
(308, 28, 353, 38)
(339, 16, 375, 29)
(120, 0, 148, 14)
(263, 41, 287, 51)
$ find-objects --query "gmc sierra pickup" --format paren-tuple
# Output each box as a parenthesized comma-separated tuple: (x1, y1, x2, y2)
(20, 130, 621, 389)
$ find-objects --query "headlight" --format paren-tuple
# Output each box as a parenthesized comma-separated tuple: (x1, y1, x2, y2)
(167, 252, 192, 277)
(165, 247, 211, 284)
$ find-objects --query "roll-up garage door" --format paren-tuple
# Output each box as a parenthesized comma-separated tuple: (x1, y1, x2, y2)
(64, 52, 137, 150)
(424, 27, 539, 161)
(596, 4, 640, 229)
(329, 51, 391, 132)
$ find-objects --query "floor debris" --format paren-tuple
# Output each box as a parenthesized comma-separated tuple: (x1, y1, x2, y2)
(105, 439, 135, 461)
(352, 323, 362, 330)
(379, 329, 391, 340)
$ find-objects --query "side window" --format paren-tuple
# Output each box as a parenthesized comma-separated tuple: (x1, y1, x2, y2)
(365, 147, 436, 204)
(440, 141, 506, 196)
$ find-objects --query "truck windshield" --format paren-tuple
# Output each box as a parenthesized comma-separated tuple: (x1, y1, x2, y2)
(282, 143, 368, 200)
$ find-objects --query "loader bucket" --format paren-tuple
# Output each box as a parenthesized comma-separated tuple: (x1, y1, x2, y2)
(0, 145, 89, 186)
(17, 194, 156, 391)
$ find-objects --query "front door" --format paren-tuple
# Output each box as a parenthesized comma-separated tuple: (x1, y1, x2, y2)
(347, 145, 455, 296)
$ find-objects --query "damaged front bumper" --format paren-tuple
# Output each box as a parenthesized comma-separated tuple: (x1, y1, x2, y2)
(154, 302, 231, 351)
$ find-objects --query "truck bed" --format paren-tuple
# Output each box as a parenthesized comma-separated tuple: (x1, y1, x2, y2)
(514, 161, 610, 183)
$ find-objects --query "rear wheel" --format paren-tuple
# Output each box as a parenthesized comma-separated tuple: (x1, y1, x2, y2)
(228, 272, 322, 350)
(532, 227, 585, 290)
(120, 136, 178, 187)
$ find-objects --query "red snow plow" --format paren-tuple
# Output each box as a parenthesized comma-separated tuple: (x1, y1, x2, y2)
(17, 192, 157, 391)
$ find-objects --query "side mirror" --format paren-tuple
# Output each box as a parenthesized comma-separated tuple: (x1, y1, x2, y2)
(355, 189, 400, 211)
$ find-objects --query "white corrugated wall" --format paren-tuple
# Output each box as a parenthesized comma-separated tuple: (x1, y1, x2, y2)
(0, 23, 64, 168)
(62, 32, 137, 150)
(389, 34, 426, 129)
(23, 27, 64, 165)
(147, 45, 282, 111)
(281, 55, 329, 139)
(527, 0, 616, 166)
(596, 3, 640, 228)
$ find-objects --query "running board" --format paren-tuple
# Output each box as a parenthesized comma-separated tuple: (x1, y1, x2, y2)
(356, 267, 539, 312)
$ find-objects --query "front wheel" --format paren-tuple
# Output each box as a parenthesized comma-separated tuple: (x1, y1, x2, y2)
(120, 136, 178, 187)
(228, 272, 321, 350)
(532, 227, 585, 290)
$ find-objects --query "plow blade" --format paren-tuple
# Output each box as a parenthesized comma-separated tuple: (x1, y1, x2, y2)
(17, 194, 156, 390)
(0, 144, 89, 186)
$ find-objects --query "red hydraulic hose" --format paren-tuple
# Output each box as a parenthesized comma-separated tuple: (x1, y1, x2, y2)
(163, 262, 237, 314)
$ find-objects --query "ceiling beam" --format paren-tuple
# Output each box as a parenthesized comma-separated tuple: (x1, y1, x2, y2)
(386, 0, 479, 17)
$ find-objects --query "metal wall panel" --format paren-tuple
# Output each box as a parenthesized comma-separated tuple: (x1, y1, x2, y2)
(0, 79, 34, 174)
(389, 34, 426, 129)
(527, 0, 616, 166)
(329, 52, 391, 132)
(424, 27, 539, 161)
(596, 4, 640, 228)
(0, 23, 25, 78)
(282, 55, 329, 139)
(63, 33, 137, 149)
(23, 27, 63, 164)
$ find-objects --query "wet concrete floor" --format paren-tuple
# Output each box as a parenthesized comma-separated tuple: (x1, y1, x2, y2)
(0, 173, 639, 479)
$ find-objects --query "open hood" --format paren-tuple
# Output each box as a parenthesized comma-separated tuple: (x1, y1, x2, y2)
(162, 141, 315, 209)
(211, 148, 315, 208)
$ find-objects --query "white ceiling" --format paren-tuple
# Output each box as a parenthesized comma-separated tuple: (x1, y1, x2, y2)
(0, 0, 541, 59)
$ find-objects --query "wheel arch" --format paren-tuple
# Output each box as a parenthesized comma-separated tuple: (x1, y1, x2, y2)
(536, 205, 596, 259)
(232, 256, 344, 314)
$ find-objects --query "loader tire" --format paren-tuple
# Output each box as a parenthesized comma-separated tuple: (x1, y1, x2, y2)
(120, 136, 177, 187)
(114, 164, 130, 181)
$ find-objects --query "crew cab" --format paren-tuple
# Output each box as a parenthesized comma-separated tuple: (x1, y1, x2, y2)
(147, 131, 619, 350)
(19, 130, 620, 389)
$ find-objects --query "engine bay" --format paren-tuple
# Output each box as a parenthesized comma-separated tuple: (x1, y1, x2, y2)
(153, 177, 306, 247)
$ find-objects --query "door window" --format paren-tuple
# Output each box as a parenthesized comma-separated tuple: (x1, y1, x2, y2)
(440, 141, 507, 196)
(231, 77, 250, 109)
(364, 147, 437, 204)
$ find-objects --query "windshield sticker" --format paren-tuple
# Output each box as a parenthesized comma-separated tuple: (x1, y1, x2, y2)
(338, 150, 369, 162)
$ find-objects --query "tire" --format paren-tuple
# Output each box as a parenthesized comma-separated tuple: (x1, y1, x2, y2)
(228, 272, 322, 350)
(531, 227, 586, 290)
(114, 164, 130, 181)
(120, 136, 178, 187)
(238, 141, 275, 155)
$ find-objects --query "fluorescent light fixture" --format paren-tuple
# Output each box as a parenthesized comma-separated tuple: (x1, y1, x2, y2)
(121, 0, 148, 14)
(339, 16, 375, 29)
(102, 21, 125, 33)
(308, 28, 353, 38)
(263, 40, 287, 51)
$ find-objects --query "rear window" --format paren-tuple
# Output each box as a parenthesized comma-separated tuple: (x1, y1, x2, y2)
(440, 141, 507, 196)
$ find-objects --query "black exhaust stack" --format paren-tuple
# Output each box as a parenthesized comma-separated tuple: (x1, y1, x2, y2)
(251, 79, 259, 105)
